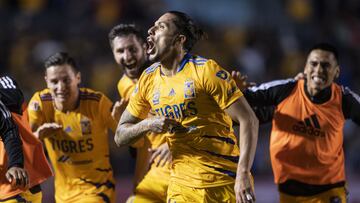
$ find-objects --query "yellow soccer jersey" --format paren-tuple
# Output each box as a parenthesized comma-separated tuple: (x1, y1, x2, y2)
(117, 74, 136, 99)
(27, 88, 117, 202)
(127, 54, 243, 188)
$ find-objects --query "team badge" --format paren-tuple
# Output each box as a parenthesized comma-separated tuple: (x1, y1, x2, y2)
(153, 89, 160, 105)
(216, 70, 229, 80)
(80, 116, 91, 135)
(184, 79, 196, 99)
(29, 101, 40, 111)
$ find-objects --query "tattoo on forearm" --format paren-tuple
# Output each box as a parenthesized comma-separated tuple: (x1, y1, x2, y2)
(115, 110, 149, 147)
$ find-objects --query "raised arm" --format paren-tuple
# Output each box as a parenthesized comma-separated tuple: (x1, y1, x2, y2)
(225, 97, 258, 203)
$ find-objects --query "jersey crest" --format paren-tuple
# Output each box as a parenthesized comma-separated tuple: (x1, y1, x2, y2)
(184, 79, 196, 99)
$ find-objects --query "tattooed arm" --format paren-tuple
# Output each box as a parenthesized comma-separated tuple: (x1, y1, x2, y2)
(114, 110, 179, 147)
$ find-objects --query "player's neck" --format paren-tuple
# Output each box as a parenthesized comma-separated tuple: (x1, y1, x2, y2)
(54, 91, 79, 112)
(160, 50, 186, 76)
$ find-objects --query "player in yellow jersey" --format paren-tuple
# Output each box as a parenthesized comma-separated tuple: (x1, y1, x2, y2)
(27, 52, 118, 203)
(109, 23, 171, 202)
(115, 11, 259, 203)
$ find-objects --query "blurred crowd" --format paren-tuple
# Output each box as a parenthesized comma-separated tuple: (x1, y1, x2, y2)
(1, 0, 360, 178)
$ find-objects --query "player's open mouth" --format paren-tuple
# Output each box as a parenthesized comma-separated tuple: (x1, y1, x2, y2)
(124, 61, 136, 69)
(147, 37, 155, 55)
(311, 75, 326, 85)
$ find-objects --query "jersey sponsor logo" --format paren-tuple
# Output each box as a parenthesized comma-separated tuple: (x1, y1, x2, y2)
(49, 137, 94, 153)
(292, 114, 325, 137)
(184, 79, 196, 99)
(154, 101, 198, 119)
(80, 116, 92, 135)
(153, 89, 160, 105)
(169, 88, 176, 96)
(216, 70, 229, 80)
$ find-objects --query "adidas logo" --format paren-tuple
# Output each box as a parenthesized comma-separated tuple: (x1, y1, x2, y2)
(292, 114, 325, 137)
(169, 88, 176, 96)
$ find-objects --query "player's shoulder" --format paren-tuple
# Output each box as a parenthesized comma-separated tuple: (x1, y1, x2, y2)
(79, 88, 103, 102)
(35, 89, 53, 102)
(249, 78, 297, 92)
(341, 85, 360, 103)
(187, 54, 209, 66)
(144, 62, 161, 75)
(0, 75, 19, 89)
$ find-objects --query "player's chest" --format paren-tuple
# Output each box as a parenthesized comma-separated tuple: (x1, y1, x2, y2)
(53, 111, 96, 138)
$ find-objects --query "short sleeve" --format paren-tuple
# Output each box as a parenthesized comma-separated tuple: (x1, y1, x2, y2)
(202, 60, 243, 109)
(126, 75, 151, 119)
(99, 93, 118, 132)
(27, 92, 45, 129)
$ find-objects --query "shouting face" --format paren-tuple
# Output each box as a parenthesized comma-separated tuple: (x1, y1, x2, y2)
(147, 13, 181, 62)
(304, 49, 340, 96)
(111, 34, 147, 79)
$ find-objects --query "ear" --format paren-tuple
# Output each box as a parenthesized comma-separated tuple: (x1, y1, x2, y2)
(178, 34, 186, 45)
(76, 72, 82, 84)
(142, 42, 147, 50)
(335, 65, 340, 79)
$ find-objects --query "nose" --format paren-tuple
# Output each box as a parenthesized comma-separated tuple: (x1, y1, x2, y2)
(57, 81, 66, 91)
(123, 49, 133, 61)
(314, 64, 324, 74)
(148, 26, 155, 35)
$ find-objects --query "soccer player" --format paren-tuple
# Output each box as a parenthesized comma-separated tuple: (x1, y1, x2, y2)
(0, 76, 52, 203)
(108, 24, 170, 202)
(27, 52, 118, 203)
(115, 11, 259, 203)
(243, 43, 360, 202)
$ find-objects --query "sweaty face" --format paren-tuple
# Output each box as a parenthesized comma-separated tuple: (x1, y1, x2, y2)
(147, 13, 180, 62)
(45, 64, 80, 108)
(112, 34, 147, 79)
(304, 49, 339, 95)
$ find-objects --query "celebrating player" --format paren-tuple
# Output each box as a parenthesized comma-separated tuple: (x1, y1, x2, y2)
(115, 11, 259, 203)
(27, 53, 118, 203)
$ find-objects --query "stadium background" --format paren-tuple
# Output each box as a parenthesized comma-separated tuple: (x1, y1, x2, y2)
(0, 0, 360, 202)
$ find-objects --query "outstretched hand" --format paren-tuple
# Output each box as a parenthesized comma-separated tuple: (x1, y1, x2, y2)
(34, 123, 62, 139)
(231, 71, 256, 91)
(111, 98, 129, 121)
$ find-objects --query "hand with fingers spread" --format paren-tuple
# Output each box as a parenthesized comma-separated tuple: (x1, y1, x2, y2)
(235, 172, 255, 203)
(6, 166, 29, 189)
(111, 98, 129, 121)
(231, 71, 256, 92)
(34, 123, 62, 139)
(146, 117, 181, 134)
(149, 143, 172, 167)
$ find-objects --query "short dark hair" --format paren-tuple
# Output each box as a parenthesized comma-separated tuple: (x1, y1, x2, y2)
(108, 24, 146, 49)
(44, 52, 78, 72)
(308, 43, 339, 63)
(166, 11, 207, 52)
